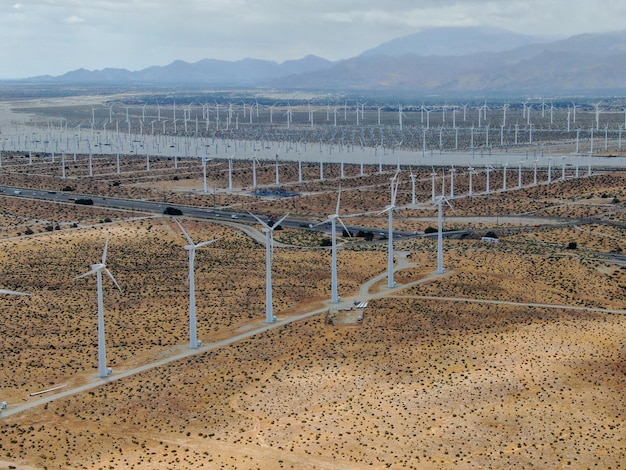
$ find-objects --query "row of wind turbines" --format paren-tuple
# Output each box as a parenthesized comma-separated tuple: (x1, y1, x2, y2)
(5, 153, 585, 380)
(63, 169, 452, 379)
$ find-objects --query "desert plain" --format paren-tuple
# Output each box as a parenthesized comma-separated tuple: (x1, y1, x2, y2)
(0, 128, 625, 469)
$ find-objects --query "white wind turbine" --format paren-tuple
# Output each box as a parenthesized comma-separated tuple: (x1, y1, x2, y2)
(409, 168, 417, 207)
(252, 154, 259, 189)
(227, 153, 234, 191)
(430, 167, 438, 202)
(75, 236, 123, 378)
(434, 196, 452, 274)
(274, 151, 281, 185)
(175, 220, 218, 349)
(547, 156, 553, 184)
(197, 154, 207, 193)
(315, 189, 352, 303)
(380, 174, 400, 288)
(250, 213, 289, 323)
(449, 166, 456, 198)
(485, 166, 493, 194)
(467, 167, 476, 196)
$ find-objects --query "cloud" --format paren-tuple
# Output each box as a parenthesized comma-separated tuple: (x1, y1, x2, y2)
(1, 0, 626, 78)
(64, 15, 86, 24)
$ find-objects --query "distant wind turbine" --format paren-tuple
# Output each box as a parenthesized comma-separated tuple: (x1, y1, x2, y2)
(434, 196, 452, 274)
(380, 173, 400, 288)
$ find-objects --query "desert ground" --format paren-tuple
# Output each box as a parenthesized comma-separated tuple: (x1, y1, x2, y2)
(0, 128, 625, 468)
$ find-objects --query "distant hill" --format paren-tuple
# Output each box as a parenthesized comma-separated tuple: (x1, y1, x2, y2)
(24, 28, 626, 95)
(359, 26, 552, 57)
(44, 55, 335, 86)
(276, 30, 626, 94)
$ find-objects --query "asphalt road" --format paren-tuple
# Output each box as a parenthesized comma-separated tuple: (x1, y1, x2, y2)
(0, 184, 463, 240)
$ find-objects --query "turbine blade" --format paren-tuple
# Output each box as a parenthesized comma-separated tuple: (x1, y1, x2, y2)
(337, 216, 352, 238)
(104, 268, 123, 295)
(0, 288, 30, 296)
(391, 175, 400, 206)
(102, 235, 110, 264)
(248, 212, 270, 230)
(335, 186, 342, 216)
(195, 238, 219, 249)
(174, 219, 194, 246)
(75, 265, 103, 280)
(270, 213, 289, 231)
(310, 220, 328, 228)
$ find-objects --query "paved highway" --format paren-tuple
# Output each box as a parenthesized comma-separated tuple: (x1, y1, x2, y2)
(0, 184, 453, 240)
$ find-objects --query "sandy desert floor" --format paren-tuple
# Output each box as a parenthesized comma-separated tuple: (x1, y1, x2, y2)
(0, 152, 625, 469)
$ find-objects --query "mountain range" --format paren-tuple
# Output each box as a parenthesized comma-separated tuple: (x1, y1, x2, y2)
(26, 27, 626, 95)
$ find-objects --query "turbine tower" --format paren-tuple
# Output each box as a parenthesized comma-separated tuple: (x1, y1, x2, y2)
(315, 189, 351, 303)
(175, 220, 218, 349)
(75, 236, 123, 378)
(250, 213, 289, 322)
(409, 168, 417, 207)
(434, 196, 452, 274)
(380, 173, 400, 288)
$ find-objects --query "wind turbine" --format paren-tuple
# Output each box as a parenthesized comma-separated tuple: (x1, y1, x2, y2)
(250, 213, 289, 323)
(449, 166, 456, 198)
(274, 151, 280, 185)
(228, 153, 234, 191)
(315, 189, 352, 303)
(434, 196, 452, 274)
(467, 167, 476, 196)
(174, 220, 218, 349)
(409, 168, 417, 207)
(202, 156, 209, 193)
(547, 156, 553, 184)
(430, 167, 438, 202)
(485, 166, 493, 194)
(75, 236, 123, 378)
(381, 174, 400, 288)
(252, 153, 259, 189)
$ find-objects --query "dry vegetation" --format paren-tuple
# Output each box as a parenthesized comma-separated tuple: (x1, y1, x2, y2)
(0, 153, 625, 469)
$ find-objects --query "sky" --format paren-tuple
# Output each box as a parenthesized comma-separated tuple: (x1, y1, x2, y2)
(2, 0, 626, 79)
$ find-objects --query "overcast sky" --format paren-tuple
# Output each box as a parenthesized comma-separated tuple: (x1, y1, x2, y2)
(2, 0, 625, 79)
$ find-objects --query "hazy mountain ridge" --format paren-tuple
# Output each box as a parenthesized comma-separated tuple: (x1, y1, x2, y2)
(46, 55, 336, 86)
(359, 26, 552, 57)
(24, 28, 626, 94)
